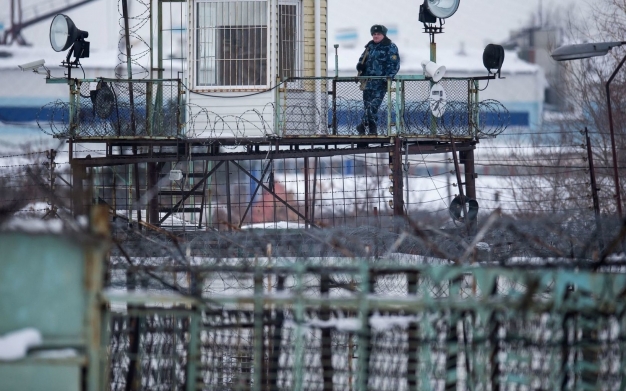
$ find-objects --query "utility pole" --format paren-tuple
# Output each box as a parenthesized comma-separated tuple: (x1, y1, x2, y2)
(584, 128, 604, 250)
(43, 149, 58, 220)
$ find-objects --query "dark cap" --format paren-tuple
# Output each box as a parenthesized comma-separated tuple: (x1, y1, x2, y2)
(370, 25, 388, 36)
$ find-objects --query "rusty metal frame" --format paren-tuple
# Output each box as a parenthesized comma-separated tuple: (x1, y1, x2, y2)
(230, 160, 318, 228)
(158, 160, 224, 225)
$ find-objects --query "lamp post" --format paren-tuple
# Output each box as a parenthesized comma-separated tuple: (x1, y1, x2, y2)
(552, 41, 626, 217)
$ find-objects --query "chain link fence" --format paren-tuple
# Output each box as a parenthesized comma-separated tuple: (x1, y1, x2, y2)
(281, 77, 510, 138)
(38, 76, 508, 139)
(43, 78, 182, 138)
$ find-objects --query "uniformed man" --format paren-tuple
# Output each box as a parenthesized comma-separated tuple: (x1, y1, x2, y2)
(356, 24, 400, 135)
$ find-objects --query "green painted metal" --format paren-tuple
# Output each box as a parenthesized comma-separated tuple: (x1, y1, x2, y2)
(0, 225, 106, 391)
(0, 362, 82, 391)
(387, 78, 393, 136)
(0, 234, 87, 339)
(102, 258, 626, 390)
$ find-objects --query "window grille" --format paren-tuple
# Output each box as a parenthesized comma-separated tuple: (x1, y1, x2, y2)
(279, 3, 299, 80)
(196, 1, 268, 87)
(195, 0, 301, 89)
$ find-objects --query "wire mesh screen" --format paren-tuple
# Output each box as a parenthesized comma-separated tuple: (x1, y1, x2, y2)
(281, 77, 495, 137)
(72, 79, 181, 138)
(103, 260, 626, 391)
(108, 309, 190, 390)
(281, 77, 398, 136)
(328, 78, 396, 136)
(281, 79, 329, 136)
(89, 153, 396, 231)
(401, 78, 470, 137)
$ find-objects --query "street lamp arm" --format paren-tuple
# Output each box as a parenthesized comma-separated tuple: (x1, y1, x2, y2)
(552, 39, 626, 217)
(551, 41, 626, 61)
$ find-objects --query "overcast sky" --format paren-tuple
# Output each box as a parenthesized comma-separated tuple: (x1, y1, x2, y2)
(328, 0, 587, 53)
(5, 0, 588, 53)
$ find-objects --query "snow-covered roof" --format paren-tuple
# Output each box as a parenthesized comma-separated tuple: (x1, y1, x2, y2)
(0, 44, 119, 70)
(330, 45, 541, 75)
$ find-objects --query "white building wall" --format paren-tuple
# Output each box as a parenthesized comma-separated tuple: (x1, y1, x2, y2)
(186, 92, 276, 138)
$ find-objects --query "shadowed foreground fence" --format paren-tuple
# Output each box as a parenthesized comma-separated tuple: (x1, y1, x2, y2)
(103, 257, 626, 391)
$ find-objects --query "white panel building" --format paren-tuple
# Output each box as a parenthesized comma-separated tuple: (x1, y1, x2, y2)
(185, 0, 328, 138)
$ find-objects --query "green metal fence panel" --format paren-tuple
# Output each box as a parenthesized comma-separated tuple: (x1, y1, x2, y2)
(103, 259, 626, 391)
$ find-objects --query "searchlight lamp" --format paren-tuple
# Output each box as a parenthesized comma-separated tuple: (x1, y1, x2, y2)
(419, 0, 461, 24)
(483, 44, 505, 77)
(50, 14, 90, 59)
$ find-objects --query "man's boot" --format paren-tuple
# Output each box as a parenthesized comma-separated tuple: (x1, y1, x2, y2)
(356, 122, 366, 135)
(368, 121, 378, 135)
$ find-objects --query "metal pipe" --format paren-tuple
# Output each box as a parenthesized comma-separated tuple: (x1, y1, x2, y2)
(304, 157, 310, 229)
(225, 160, 232, 231)
(334, 44, 339, 78)
(605, 54, 625, 217)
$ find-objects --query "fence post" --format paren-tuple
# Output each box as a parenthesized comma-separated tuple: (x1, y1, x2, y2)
(387, 78, 393, 136)
(407, 270, 419, 391)
(185, 272, 203, 391)
(356, 258, 371, 391)
(391, 138, 405, 218)
(253, 263, 264, 391)
(268, 273, 284, 391)
(320, 272, 333, 391)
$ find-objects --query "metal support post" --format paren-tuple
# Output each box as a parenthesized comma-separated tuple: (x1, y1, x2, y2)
(332, 79, 338, 135)
(585, 128, 604, 250)
(461, 148, 477, 233)
(133, 160, 142, 229)
(320, 273, 333, 391)
(225, 160, 233, 231)
(304, 157, 310, 229)
(391, 137, 404, 218)
(147, 162, 159, 225)
(72, 163, 86, 216)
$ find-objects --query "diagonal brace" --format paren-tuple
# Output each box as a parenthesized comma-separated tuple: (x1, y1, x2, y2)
(158, 160, 224, 225)
(231, 161, 318, 228)
(238, 159, 274, 227)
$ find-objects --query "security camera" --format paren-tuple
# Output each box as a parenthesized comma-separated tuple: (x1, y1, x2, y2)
(18, 59, 45, 71)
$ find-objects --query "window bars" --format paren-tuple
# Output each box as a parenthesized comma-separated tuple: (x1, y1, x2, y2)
(195, 0, 301, 88)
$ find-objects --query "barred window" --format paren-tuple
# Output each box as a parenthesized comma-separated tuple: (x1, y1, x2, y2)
(279, 4, 298, 80)
(195, 0, 300, 88)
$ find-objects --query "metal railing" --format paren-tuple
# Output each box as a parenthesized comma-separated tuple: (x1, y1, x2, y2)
(278, 76, 509, 138)
(44, 76, 509, 139)
(63, 78, 183, 138)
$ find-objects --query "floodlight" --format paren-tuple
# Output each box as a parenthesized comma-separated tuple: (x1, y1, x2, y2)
(49, 14, 89, 58)
(419, 0, 461, 23)
(551, 41, 625, 61)
(483, 44, 505, 75)
(421, 60, 446, 82)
